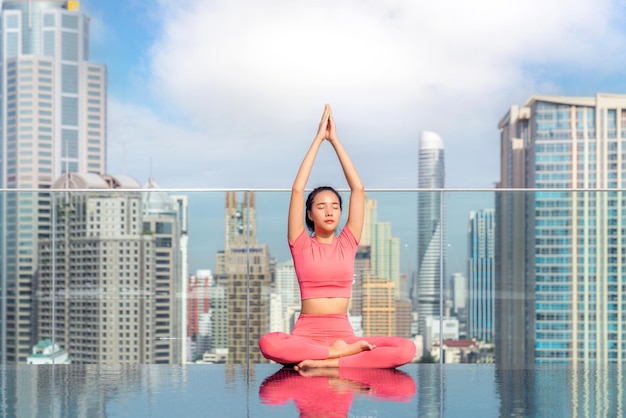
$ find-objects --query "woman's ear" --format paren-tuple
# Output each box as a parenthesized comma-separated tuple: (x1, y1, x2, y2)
(306, 210, 312, 221)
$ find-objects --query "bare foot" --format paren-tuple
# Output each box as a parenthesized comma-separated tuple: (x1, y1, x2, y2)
(293, 340, 376, 370)
(328, 340, 375, 359)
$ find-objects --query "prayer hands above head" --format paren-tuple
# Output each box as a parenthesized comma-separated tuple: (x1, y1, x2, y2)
(315, 104, 339, 143)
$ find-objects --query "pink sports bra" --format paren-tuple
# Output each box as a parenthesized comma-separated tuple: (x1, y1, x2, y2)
(289, 227, 358, 299)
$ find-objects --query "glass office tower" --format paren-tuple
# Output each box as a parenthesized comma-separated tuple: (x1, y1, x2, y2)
(414, 130, 446, 337)
(498, 94, 626, 365)
(467, 208, 495, 343)
(1, 0, 106, 363)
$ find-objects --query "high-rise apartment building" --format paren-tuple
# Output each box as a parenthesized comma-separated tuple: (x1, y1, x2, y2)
(352, 197, 402, 336)
(351, 246, 371, 317)
(36, 173, 154, 364)
(142, 178, 184, 364)
(171, 194, 189, 360)
(497, 94, 626, 365)
(188, 271, 212, 348)
(450, 273, 468, 338)
(365, 198, 401, 299)
(467, 209, 495, 343)
(1, 0, 106, 363)
(35, 173, 185, 364)
(395, 299, 413, 339)
(362, 276, 396, 336)
(210, 283, 228, 351)
(216, 191, 270, 364)
(271, 260, 299, 333)
(414, 131, 446, 336)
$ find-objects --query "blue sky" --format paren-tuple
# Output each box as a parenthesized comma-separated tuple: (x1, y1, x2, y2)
(78, 0, 626, 189)
(76, 0, 626, 273)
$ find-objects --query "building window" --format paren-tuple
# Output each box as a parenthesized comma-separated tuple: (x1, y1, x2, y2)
(62, 14, 79, 29)
(62, 97, 79, 126)
(61, 32, 79, 61)
(156, 222, 173, 234)
(43, 31, 55, 57)
(62, 64, 78, 94)
(155, 238, 172, 248)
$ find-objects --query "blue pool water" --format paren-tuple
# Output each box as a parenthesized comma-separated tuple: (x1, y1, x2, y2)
(1, 364, 623, 417)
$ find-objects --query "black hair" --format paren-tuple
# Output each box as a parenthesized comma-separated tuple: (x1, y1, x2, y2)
(305, 186, 343, 232)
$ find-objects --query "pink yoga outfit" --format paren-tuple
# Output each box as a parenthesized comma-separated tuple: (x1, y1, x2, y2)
(258, 228, 416, 368)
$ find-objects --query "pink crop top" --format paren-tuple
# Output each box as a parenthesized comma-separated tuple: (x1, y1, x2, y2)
(289, 227, 359, 299)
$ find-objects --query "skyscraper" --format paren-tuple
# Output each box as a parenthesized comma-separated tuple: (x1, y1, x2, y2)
(415, 131, 445, 336)
(187, 270, 213, 360)
(467, 209, 495, 343)
(171, 194, 189, 360)
(497, 94, 626, 365)
(1, 0, 106, 363)
(272, 260, 299, 333)
(143, 178, 184, 364)
(361, 197, 401, 298)
(35, 173, 185, 364)
(361, 276, 396, 336)
(36, 173, 154, 364)
(216, 191, 270, 364)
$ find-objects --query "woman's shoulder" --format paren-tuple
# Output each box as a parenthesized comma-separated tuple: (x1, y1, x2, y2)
(338, 226, 358, 248)
(289, 228, 310, 250)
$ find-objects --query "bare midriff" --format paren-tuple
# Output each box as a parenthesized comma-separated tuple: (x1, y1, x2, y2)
(301, 297, 350, 315)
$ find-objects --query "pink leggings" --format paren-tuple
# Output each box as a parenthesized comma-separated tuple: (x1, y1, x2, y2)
(258, 313, 416, 368)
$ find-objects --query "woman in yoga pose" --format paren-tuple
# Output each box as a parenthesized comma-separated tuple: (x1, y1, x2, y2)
(258, 104, 416, 369)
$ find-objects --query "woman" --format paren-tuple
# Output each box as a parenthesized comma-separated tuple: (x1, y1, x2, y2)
(259, 104, 416, 369)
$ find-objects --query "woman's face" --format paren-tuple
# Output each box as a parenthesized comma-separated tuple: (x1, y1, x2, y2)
(307, 190, 341, 234)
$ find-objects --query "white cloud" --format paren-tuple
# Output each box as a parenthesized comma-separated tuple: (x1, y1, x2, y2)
(107, 0, 626, 188)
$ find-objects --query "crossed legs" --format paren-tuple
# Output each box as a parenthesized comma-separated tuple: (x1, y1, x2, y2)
(259, 332, 415, 369)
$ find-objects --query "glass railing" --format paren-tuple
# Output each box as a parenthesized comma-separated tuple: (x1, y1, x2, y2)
(1, 187, 625, 415)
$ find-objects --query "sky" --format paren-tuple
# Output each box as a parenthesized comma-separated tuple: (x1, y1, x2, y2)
(77, 0, 626, 273)
(82, 0, 626, 189)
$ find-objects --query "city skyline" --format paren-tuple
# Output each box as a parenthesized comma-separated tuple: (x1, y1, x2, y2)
(64, 0, 626, 289)
(4, 3, 626, 415)
(1, 0, 625, 363)
(2, 0, 623, 297)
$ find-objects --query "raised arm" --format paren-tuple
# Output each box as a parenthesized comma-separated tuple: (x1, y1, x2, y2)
(288, 105, 331, 243)
(326, 107, 365, 242)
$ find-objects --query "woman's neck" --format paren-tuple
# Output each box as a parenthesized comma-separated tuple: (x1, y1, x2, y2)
(314, 230, 335, 244)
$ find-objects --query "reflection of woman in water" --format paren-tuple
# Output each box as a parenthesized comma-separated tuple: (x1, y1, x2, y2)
(258, 104, 416, 369)
(259, 367, 416, 417)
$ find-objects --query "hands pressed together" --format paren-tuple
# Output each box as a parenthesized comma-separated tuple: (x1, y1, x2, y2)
(315, 104, 339, 144)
